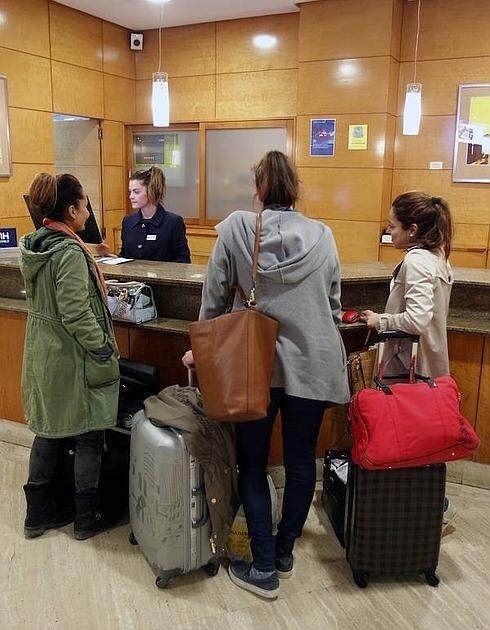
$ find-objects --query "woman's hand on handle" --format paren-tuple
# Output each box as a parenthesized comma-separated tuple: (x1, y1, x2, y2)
(182, 350, 194, 369)
(360, 310, 380, 329)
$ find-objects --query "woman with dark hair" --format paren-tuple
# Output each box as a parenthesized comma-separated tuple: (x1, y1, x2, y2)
(361, 191, 454, 378)
(360, 191, 456, 529)
(183, 150, 350, 599)
(21, 172, 120, 541)
(120, 165, 191, 262)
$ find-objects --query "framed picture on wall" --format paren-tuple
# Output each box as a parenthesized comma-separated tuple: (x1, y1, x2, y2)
(453, 84, 490, 183)
(310, 119, 336, 157)
(0, 75, 12, 177)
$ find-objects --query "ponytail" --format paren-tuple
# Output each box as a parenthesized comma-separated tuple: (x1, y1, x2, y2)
(29, 172, 84, 221)
(130, 166, 166, 205)
(391, 191, 453, 259)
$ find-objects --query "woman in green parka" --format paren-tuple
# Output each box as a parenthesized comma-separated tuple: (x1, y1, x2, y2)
(21, 172, 120, 540)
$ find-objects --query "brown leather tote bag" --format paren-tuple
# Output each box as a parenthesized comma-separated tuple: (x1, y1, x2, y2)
(189, 212, 278, 422)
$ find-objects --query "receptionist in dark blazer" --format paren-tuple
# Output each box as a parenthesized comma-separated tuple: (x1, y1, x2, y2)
(120, 166, 191, 263)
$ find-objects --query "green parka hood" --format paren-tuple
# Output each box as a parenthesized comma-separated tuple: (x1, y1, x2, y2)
(20, 228, 80, 283)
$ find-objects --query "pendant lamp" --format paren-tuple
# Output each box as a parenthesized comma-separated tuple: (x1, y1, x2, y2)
(152, 3, 170, 127)
(403, 0, 422, 136)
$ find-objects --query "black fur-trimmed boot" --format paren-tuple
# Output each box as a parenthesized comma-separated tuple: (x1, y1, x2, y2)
(74, 490, 120, 540)
(23, 482, 73, 539)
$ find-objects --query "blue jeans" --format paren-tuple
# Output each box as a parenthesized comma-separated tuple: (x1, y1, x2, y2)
(235, 389, 328, 572)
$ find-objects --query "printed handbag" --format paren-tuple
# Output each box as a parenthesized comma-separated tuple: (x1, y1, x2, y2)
(349, 374, 480, 470)
(189, 211, 278, 422)
(106, 280, 157, 324)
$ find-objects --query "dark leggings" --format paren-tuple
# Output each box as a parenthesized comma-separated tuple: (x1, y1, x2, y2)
(235, 388, 328, 572)
(28, 431, 104, 493)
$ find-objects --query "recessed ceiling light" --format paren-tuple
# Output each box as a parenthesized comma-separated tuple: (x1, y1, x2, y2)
(147, 0, 172, 4)
(253, 34, 278, 49)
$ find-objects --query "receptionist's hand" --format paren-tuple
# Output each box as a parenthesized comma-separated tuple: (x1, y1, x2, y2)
(182, 350, 195, 369)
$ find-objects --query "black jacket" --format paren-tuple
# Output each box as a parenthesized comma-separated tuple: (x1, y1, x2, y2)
(119, 204, 191, 263)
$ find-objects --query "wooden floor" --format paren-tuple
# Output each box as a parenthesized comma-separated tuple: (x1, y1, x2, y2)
(1, 438, 490, 630)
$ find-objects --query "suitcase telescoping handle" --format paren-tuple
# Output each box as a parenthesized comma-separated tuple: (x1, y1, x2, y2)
(375, 330, 435, 394)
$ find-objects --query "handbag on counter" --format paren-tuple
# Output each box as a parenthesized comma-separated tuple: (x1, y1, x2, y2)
(347, 330, 377, 394)
(189, 211, 278, 423)
(106, 280, 157, 324)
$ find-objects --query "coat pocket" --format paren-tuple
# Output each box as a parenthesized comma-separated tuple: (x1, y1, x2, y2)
(85, 352, 120, 388)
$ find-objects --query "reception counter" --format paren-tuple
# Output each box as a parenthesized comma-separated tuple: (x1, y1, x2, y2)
(1, 252, 489, 467)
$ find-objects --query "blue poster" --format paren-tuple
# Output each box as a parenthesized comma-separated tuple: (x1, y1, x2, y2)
(310, 118, 336, 157)
(0, 227, 17, 248)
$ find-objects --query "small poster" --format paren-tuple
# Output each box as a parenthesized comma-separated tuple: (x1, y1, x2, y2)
(0, 227, 17, 248)
(310, 119, 336, 156)
(348, 124, 368, 150)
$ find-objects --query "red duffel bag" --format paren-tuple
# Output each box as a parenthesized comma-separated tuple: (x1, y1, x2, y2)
(349, 332, 480, 470)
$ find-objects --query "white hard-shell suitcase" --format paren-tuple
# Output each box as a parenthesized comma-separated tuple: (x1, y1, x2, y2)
(129, 409, 219, 588)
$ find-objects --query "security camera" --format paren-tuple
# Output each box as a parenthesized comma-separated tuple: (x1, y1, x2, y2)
(130, 33, 144, 50)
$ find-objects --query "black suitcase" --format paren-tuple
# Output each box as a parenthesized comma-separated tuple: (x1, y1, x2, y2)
(321, 449, 349, 548)
(118, 358, 159, 430)
(345, 461, 445, 588)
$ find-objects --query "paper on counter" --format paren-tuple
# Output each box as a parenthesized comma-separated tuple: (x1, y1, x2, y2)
(97, 256, 134, 265)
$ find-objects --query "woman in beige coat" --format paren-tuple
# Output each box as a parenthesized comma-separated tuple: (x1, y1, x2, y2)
(361, 190, 456, 527)
(361, 191, 453, 378)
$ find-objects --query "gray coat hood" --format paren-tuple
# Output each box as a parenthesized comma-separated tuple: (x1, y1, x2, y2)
(216, 209, 331, 285)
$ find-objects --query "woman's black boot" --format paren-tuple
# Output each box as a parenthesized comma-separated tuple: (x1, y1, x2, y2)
(23, 482, 73, 539)
(74, 490, 119, 540)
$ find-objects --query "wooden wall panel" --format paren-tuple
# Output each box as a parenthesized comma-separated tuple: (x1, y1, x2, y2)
(299, 0, 401, 61)
(401, 0, 490, 62)
(0, 311, 26, 424)
(103, 166, 125, 210)
(448, 333, 484, 429)
(394, 116, 455, 170)
(104, 74, 136, 123)
(398, 58, 490, 117)
(217, 70, 297, 120)
(102, 21, 135, 80)
(474, 338, 490, 464)
(52, 61, 104, 119)
(297, 114, 396, 169)
(298, 167, 389, 222)
(103, 121, 124, 166)
(113, 325, 130, 359)
(103, 208, 124, 253)
(0, 165, 54, 218)
(324, 219, 381, 263)
(391, 170, 490, 226)
(135, 24, 216, 80)
(0, 0, 50, 57)
(9, 109, 54, 165)
(136, 76, 217, 124)
(216, 14, 298, 74)
(298, 57, 397, 115)
(0, 49, 52, 112)
(49, 1, 103, 71)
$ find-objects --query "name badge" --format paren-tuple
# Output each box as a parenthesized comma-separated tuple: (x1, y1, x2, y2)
(146, 234, 157, 241)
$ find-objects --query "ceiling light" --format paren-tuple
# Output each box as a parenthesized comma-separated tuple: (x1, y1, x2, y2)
(253, 34, 278, 49)
(403, 0, 422, 135)
(152, 3, 170, 127)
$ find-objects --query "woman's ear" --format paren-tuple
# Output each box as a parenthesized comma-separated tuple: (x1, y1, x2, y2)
(409, 223, 419, 238)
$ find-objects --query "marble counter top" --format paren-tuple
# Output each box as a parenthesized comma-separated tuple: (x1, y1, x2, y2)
(1, 251, 489, 287)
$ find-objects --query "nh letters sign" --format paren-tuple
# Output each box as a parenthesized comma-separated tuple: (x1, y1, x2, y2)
(0, 228, 17, 248)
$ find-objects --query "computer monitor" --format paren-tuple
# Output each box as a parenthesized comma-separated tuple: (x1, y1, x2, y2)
(23, 194, 103, 244)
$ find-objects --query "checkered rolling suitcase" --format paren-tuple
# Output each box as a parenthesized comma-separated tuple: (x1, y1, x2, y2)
(345, 330, 446, 588)
(345, 462, 445, 587)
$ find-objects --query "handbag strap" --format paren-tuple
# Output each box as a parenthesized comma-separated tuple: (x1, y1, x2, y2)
(247, 210, 262, 307)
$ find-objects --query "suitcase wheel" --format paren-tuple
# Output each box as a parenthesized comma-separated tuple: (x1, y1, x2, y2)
(155, 575, 171, 589)
(203, 560, 220, 577)
(424, 570, 440, 587)
(129, 532, 138, 546)
(352, 570, 368, 588)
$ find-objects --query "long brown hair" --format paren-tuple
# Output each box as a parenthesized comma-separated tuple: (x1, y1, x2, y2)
(28, 173, 85, 221)
(391, 191, 453, 259)
(253, 151, 299, 209)
(130, 165, 166, 205)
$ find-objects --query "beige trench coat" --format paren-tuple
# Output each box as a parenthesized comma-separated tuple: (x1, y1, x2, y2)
(375, 247, 453, 378)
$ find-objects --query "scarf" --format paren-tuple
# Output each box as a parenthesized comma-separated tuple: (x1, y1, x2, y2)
(42, 218, 107, 302)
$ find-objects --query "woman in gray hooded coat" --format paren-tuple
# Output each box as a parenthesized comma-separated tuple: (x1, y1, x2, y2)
(183, 151, 350, 599)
